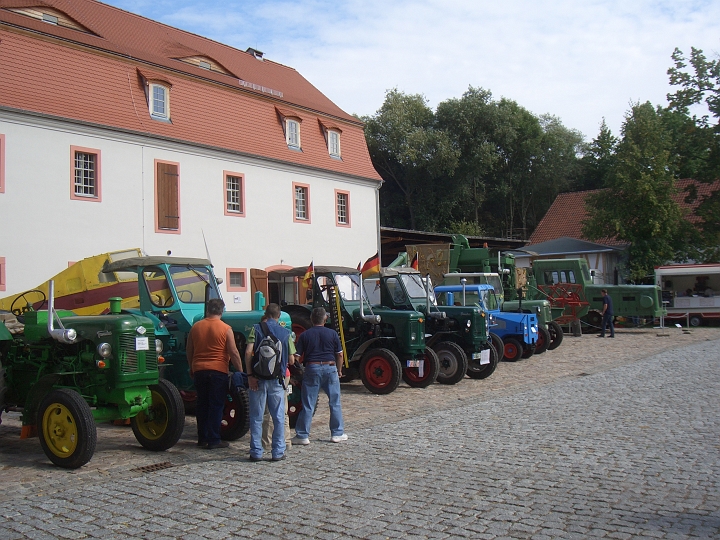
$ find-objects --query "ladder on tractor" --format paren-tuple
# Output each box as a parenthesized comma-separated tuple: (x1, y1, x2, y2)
(326, 285, 349, 368)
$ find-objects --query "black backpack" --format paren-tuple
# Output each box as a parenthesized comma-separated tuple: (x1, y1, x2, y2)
(252, 321, 283, 380)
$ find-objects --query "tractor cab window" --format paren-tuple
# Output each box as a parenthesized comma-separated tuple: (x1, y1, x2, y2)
(334, 273, 362, 301)
(169, 265, 217, 304)
(142, 267, 175, 308)
(399, 273, 427, 299)
(315, 275, 332, 304)
(364, 279, 382, 305)
(480, 289, 499, 311)
(385, 277, 408, 305)
(581, 266, 591, 282)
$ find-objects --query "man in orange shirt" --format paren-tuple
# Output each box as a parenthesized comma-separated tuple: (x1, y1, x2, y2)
(187, 298, 243, 449)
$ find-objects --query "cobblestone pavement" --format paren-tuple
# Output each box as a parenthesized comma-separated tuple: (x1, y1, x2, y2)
(1, 327, 719, 538)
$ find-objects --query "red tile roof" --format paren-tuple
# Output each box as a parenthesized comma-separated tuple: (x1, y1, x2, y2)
(528, 180, 720, 247)
(0, 0, 382, 182)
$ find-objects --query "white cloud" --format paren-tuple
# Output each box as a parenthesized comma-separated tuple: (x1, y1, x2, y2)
(105, 0, 720, 140)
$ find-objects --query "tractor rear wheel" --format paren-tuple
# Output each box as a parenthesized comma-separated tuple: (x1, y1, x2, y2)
(131, 379, 185, 451)
(502, 338, 523, 362)
(360, 348, 402, 395)
(402, 347, 440, 388)
(547, 321, 564, 350)
(534, 326, 551, 355)
(466, 343, 499, 380)
(220, 383, 250, 440)
(433, 341, 468, 385)
(290, 312, 312, 340)
(38, 388, 96, 469)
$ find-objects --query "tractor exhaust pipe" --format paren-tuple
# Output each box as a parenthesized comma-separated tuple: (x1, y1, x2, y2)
(461, 278, 467, 307)
(47, 280, 77, 344)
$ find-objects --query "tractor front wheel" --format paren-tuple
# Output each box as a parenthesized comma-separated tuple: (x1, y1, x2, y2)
(433, 341, 468, 385)
(547, 321, 564, 350)
(360, 348, 402, 395)
(489, 333, 504, 361)
(220, 383, 250, 440)
(38, 389, 96, 469)
(402, 347, 440, 388)
(502, 338, 524, 362)
(466, 343, 499, 380)
(131, 379, 185, 451)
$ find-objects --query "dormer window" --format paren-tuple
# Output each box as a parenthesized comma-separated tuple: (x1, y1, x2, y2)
(328, 131, 341, 157)
(149, 83, 170, 121)
(198, 60, 211, 70)
(42, 13, 58, 25)
(286, 119, 300, 149)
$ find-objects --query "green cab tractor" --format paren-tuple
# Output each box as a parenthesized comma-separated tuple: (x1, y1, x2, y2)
(364, 267, 499, 384)
(99, 256, 292, 441)
(0, 283, 185, 469)
(274, 266, 439, 395)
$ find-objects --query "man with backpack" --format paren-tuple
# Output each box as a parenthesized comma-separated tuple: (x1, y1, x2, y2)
(245, 303, 295, 462)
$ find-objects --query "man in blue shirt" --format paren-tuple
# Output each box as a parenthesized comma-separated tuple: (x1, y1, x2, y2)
(245, 303, 295, 461)
(598, 289, 615, 338)
(292, 307, 347, 445)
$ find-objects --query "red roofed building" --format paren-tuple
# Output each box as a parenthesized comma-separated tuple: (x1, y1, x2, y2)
(516, 181, 720, 284)
(0, 0, 383, 305)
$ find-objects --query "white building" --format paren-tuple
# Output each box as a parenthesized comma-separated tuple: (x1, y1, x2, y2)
(0, 0, 382, 309)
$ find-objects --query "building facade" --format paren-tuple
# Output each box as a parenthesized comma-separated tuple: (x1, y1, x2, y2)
(0, 0, 382, 308)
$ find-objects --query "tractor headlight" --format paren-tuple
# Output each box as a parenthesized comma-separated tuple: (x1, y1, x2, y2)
(97, 342, 112, 358)
(64, 329, 77, 342)
(411, 332, 417, 342)
(155, 339, 163, 354)
(466, 320, 472, 328)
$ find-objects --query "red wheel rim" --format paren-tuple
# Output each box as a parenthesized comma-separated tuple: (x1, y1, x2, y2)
(504, 343, 518, 359)
(292, 324, 307, 340)
(536, 330, 546, 350)
(404, 354, 430, 383)
(364, 355, 393, 387)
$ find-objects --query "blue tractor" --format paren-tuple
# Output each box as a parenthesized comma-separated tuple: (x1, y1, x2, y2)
(434, 283, 538, 362)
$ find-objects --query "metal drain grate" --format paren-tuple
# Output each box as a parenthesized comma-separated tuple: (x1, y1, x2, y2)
(131, 462, 174, 473)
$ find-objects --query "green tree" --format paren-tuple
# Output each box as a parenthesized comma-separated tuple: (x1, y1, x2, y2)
(666, 47, 720, 259)
(364, 89, 459, 230)
(574, 119, 617, 191)
(582, 102, 688, 281)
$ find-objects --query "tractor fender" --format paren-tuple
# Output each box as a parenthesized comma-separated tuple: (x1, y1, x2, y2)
(349, 337, 396, 364)
(425, 331, 459, 348)
(21, 374, 63, 426)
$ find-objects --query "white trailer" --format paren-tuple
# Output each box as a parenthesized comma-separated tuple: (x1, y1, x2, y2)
(655, 264, 720, 326)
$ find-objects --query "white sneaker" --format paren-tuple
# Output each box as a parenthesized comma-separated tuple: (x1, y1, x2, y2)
(291, 436, 310, 446)
(331, 434, 348, 443)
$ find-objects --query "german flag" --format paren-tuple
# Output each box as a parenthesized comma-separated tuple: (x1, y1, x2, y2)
(303, 261, 314, 288)
(411, 252, 419, 270)
(361, 252, 380, 279)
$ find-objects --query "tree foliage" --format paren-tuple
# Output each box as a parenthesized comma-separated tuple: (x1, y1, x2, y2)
(366, 87, 582, 238)
(582, 103, 691, 281)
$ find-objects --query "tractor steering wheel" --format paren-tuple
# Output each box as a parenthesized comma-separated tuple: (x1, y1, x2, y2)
(10, 290, 47, 316)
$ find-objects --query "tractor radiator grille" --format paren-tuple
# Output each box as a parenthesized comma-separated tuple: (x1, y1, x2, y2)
(119, 333, 158, 373)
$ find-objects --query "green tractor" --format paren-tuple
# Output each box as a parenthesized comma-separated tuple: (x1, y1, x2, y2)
(274, 266, 440, 395)
(100, 256, 288, 441)
(0, 283, 184, 469)
(364, 267, 499, 384)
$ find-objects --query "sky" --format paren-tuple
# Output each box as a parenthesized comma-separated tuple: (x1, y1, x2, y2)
(103, 0, 720, 141)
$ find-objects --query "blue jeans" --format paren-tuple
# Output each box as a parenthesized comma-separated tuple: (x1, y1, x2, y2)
(249, 378, 286, 459)
(194, 370, 228, 446)
(601, 312, 615, 337)
(295, 363, 344, 439)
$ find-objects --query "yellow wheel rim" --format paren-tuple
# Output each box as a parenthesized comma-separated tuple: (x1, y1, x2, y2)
(41, 403, 79, 458)
(134, 388, 169, 441)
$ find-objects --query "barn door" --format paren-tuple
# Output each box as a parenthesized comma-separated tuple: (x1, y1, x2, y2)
(250, 269, 268, 310)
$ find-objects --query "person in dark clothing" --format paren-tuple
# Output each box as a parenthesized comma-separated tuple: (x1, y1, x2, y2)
(291, 307, 347, 445)
(598, 289, 615, 338)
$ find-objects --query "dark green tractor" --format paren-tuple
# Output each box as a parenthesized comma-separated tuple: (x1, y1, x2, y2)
(0, 284, 184, 469)
(275, 266, 440, 395)
(365, 267, 499, 384)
